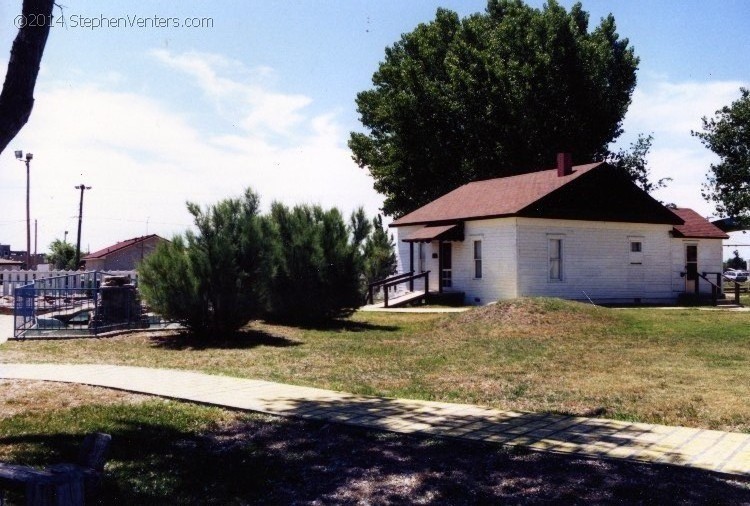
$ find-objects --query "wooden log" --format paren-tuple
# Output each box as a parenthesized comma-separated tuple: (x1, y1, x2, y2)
(0, 462, 82, 506)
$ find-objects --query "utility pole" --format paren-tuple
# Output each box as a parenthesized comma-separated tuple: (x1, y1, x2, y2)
(14, 150, 33, 269)
(74, 184, 92, 269)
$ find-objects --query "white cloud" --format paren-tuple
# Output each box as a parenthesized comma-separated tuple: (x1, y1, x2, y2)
(151, 49, 313, 137)
(619, 78, 749, 221)
(0, 51, 383, 254)
(625, 80, 746, 139)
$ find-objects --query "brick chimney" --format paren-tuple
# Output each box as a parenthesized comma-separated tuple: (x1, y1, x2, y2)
(556, 152, 573, 177)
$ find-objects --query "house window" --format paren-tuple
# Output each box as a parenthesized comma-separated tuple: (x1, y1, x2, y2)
(549, 238, 563, 281)
(418, 242, 425, 273)
(474, 240, 482, 278)
(629, 237, 643, 265)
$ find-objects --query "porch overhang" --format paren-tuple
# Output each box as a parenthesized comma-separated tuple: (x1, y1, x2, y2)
(401, 222, 464, 243)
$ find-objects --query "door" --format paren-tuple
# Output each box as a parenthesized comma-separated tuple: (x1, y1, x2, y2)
(685, 244, 698, 293)
(441, 242, 452, 289)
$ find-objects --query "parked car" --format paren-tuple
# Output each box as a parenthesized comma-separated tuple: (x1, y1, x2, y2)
(724, 270, 749, 282)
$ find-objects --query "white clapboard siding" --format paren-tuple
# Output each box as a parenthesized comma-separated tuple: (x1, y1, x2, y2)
(515, 218, 675, 302)
(394, 216, 724, 305)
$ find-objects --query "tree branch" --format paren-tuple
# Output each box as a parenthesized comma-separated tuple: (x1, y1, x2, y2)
(0, 0, 55, 155)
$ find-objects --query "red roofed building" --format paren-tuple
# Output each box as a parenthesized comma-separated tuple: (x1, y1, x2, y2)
(390, 155, 726, 304)
(83, 235, 167, 271)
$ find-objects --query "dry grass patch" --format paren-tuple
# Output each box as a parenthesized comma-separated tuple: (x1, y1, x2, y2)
(0, 380, 151, 418)
(4, 299, 750, 430)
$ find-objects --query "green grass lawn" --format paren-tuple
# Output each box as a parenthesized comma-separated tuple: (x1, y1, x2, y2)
(3, 298, 750, 431)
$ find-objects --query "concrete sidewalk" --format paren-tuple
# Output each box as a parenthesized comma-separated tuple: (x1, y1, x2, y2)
(2, 363, 750, 477)
(0, 315, 12, 343)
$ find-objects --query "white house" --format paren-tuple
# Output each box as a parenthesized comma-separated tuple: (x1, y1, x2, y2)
(0, 258, 23, 272)
(390, 154, 728, 305)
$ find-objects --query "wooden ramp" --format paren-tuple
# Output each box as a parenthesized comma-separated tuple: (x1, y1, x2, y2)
(363, 290, 427, 310)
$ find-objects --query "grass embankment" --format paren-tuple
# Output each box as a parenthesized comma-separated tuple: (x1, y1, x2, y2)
(3, 298, 750, 430)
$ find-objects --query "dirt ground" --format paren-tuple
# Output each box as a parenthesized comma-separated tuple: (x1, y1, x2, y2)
(2, 381, 750, 504)
(198, 415, 750, 505)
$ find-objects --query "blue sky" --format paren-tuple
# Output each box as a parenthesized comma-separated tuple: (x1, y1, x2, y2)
(0, 0, 748, 258)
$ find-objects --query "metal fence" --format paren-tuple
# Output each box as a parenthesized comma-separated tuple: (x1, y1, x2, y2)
(13, 271, 150, 339)
(1, 269, 138, 296)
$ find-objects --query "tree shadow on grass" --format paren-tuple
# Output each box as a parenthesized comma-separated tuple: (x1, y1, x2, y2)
(148, 328, 302, 351)
(264, 317, 400, 333)
(2, 407, 750, 505)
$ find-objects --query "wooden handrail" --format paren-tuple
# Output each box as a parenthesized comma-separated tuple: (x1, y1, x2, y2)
(367, 271, 413, 289)
(715, 271, 744, 305)
(698, 272, 724, 306)
(367, 271, 414, 305)
(382, 271, 429, 289)
(384, 271, 430, 308)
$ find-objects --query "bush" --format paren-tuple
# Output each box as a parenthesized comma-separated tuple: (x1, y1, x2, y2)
(138, 189, 269, 336)
(361, 214, 397, 285)
(264, 203, 364, 323)
(139, 189, 397, 331)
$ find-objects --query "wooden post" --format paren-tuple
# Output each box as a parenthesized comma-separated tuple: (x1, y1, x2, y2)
(425, 271, 429, 296)
(409, 242, 414, 291)
(438, 240, 443, 294)
(384, 284, 389, 308)
(736, 282, 741, 305)
(711, 283, 717, 306)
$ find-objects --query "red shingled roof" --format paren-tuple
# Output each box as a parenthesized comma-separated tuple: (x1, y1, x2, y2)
(83, 235, 163, 260)
(391, 163, 605, 226)
(671, 208, 729, 239)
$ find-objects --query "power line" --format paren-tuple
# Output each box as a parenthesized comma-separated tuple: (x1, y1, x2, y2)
(86, 216, 193, 227)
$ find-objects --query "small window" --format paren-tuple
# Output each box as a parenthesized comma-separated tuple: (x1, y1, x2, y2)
(473, 240, 482, 278)
(549, 238, 563, 281)
(686, 245, 697, 263)
(418, 243, 425, 273)
(629, 240, 643, 264)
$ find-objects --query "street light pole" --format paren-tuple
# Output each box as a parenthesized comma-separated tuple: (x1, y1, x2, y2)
(14, 150, 33, 269)
(74, 184, 92, 269)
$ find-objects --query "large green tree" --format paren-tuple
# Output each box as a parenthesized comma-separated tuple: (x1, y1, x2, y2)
(350, 0, 639, 217)
(693, 88, 750, 223)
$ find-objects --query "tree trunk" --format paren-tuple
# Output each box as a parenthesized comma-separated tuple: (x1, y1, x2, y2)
(0, 0, 55, 155)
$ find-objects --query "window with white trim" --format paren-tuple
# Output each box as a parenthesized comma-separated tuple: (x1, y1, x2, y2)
(629, 237, 643, 265)
(549, 238, 563, 281)
(418, 242, 425, 272)
(473, 240, 482, 278)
